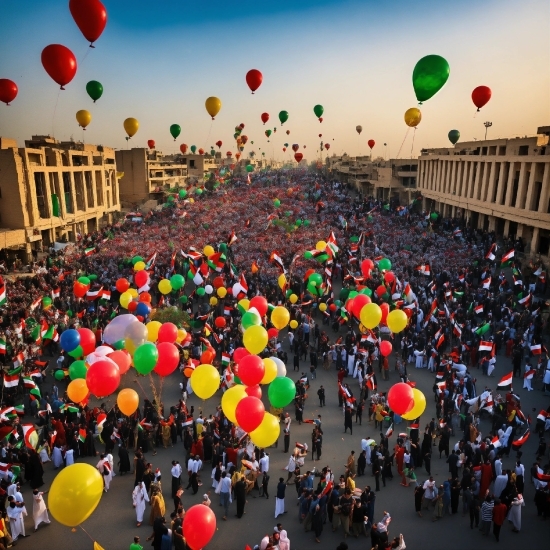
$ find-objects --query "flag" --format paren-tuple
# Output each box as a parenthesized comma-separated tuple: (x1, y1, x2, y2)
(51, 287, 60, 299)
(490, 435, 501, 449)
(416, 264, 431, 276)
(181, 249, 202, 262)
(78, 428, 87, 443)
(0, 276, 6, 307)
(535, 467, 550, 483)
(453, 228, 462, 237)
(0, 338, 5, 355)
(227, 231, 238, 246)
(485, 243, 497, 261)
(269, 251, 286, 274)
(436, 334, 445, 349)
(206, 252, 226, 273)
(385, 424, 393, 438)
(479, 341, 493, 352)
(223, 306, 233, 316)
(29, 297, 42, 312)
(145, 252, 157, 270)
(518, 293, 531, 307)
(221, 353, 230, 367)
(452, 321, 462, 338)
(524, 369, 536, 380)
(513, 275, 523, 287)
(84, 247, 96, 257)
(22, 424, 38, 449)
(247, 173, 251, 185)
(497, 371, 513, 388)
(500, 249, 515, 266)
(43, 325, 59, 342)
(530, 344, 542, 355)
(474, 304, 484, 315)
(100, 289, 111, 301)
(3, 372, 20, 388)
(482, 276, 491, 289)
(475, 322, 491, 336)
(86, 286, 103, 301)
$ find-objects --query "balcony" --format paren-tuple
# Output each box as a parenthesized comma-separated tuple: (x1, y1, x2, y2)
(397, 170, 418, 178)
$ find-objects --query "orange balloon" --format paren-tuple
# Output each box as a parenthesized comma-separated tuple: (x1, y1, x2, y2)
(117, 388, 139, 416)
(139, 292, 152, 303)
(67, 379, 89, 403)
(201, 349, 215, 364)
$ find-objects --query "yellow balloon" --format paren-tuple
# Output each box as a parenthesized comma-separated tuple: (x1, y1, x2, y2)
(217, 287, 227, 298)
(124, 117, 139, 138)
(243, 325, 268, 355)
(125, 338, 137, 356)
(289, 294, 298, 304)
(176, 328, 187, 343)
(319, 303, 327, 312)
(387, 309, 408, 333)
(238, 298, 250, 312)
(134, 261, 146, 271)
(191, 364, 220, 399)
(316, 240, 327, 251)
(117, 388, 139, 416)
(401, 389, 427, 420)
(146, 321, 162, 342)
(261, 357, 278, 384)
(94, 543, 105, 550)
(221, 385, 247, 423)
(76, 109, 91, 129)
(205, 96, 222, 119)
(189, 197, 195, 203)
(210, 296, 218, 306)
(120, 290, 133, 309)
(48, 463, 104, 527)
(404, 107, 422, 128)
(360, 302, 382, 329)
(158, 279, 172, 295)
(127, 288, 139, 298)
(203, 245, 215, 257)
(250, 413, 280, 448)
(271, 306, 290, 330)
(289, 320, 298, 330)
(277, 274, 287, 292)
(67, 378, 89, 403)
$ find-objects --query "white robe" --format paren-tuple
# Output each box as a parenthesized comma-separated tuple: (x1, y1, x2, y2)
(414, 350, 424, 369)
(33, 493, 50, 529)
(39, 447, 51, 463)
(493, 474, 508, 497)
(7, 505, 26, 540)
(65, 449, 74, 466)
(275, 497, 285, 518)
(52, 446, 64, 469)
(132, 484, 149, 523)
(506, 496, 524, 530)
(106, 453, 115, 477)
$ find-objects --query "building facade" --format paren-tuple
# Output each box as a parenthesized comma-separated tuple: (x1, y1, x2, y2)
(417, 126, 550, 256)
(0, 135, 121, 261)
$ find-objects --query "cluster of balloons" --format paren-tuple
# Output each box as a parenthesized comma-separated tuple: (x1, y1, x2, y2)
(387, 383, 427, 420)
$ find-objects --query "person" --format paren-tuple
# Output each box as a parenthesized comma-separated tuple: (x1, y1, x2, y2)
(339, 488, 354, 538)
(515, 460, 525, 494)
(119, 445, 131, 475)
(97, 454, 113, 492)
(414, 484, 424, 517)
(218, 471, 232, 520)
(344, 406, 353, 435)
(479, 494, 494, 535)
(507, 494, 524, 532)
(234, 475, 247, 518)
(149, 488, 166, 525)
(278, 528, 290, 550)
(202, 493, 211, 507)
(52, 445, 64, 469)
(422, 477, 436, 509)
(317, 385, 325, 407)
(275, 478, 286, 518)
(32, 489, 50, 531)
(283, 414, 291, 453)
(130, 535, 143, 550)
(7, 501, 27, 541)
(259, 470, 270, 499)
(133, 481, 150, 527)
(312, 494, 324, 543)
(492, 498, 507, 541)
(171, 460, 182, 499)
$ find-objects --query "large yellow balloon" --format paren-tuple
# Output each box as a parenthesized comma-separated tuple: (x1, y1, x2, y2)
(289, 294, 298, 304)
(134, 261, 146, 271)
(221, 385, 247, 423)
(271, 306, 290, 330)
(401, 389, 427, 420)
(76, 109, 91, 129)
(277, 274, 287, 292)
(67, 378, 89, 403)
(217, 287, 227, 299)
(146, 321, 162, 342)
(261, 357, 278, 384)
(124, 117, 139, 138)
(404, 108, 422, 128)
(243, 325, 268, 355)
(387, 309, 408, 333)
(117, 388, 139, 416)
(205, 97, 222, 119)
(191, 364, 220, 399)
(360, 302, 382, 329)
(203, 245, 215, 257)
(250, 413, 280, 447)
(158, 279, 172, 295)
(120, 291, 133, 309)
(316, 240, 327, 251)
(48, 463, 104, 526)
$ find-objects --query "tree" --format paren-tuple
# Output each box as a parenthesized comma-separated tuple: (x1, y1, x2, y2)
(151, 306, 190, 328)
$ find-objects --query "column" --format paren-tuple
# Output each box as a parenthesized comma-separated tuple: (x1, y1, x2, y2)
(456, 161, 464, 196)
(445, 160, 452, 194)
(514, 162, 528, 209)
(435, 160, 442, 193)
(495, 162, 507, 205)
(523, 162, 537, 211)
(503, 220, 510, 237)
(537, 163, 550, 213)
(478, 214, 486, 230)
(485, 161, 497, 203)
(464, 162, 474, 198)
(479, 161, 490, 201)
(531, 226, 540, 254)
(488, 215, 496, 231)
(516, 224, 524, 238)
(472, 160, 482, 199)
(504, 162, 517, 206)
(449, 160, 457, 195)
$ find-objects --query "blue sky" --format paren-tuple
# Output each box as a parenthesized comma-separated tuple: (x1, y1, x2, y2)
(1, 0, 548, 159)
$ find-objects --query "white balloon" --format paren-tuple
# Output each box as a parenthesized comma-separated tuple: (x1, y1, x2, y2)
(103, 314, 138, 344)
(205, 285, 213, 295)
(94, 345, 113, 357)
(270, 356, 287, 377)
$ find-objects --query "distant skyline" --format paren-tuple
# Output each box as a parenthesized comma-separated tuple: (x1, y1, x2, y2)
(1, 0, 549, 160)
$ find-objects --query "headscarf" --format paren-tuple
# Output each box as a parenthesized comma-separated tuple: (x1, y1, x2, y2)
(279, 530, 290, 550)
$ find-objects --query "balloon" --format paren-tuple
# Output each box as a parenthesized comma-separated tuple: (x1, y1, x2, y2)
(148, 140, 155, 149)
(387, 382, 415, 415)
(360, 303, 382, 329)
(386, 309, 408, 333)
(86, 80, 103, 102)
(292, 144, 299, 152)
(77, 328, 96, 355)
(404, 108, 421, 128)
(134, 261, 146, 271)
(116, 388, 139, 416)
(376, 285, 387, 298)
(448, 129, 460, 145)
(41, 44, 77, 89)
(216, 140, 222, 149)
(205, 285, 213, 295)
(170, 124, 181, 141)
(249, 295, 268, 317)
(238, 355, 265, 386)
(325, 143, 330, 150)
(76, 109, 91, 130)
(278, 110, 289, 125)
(316, 240, 327, 251)
(245, 384, 262, 400)
(217, 286, 227, 298)
(67, 379, 89, 403)
(176, 328, 187, 344)
(69, 360, 88, 380)
(158, 322, 178, 344)
(351, 294, 370, 319)
(368, 139, 375, 149)
(124, 117, 139, 138)
(69, 0, 107, 46)
(135, 302, 150, 317)
(401, 389, 427, 420)
(379, 258, 392, 271)
(246, 69, 263, 93)
(235, 396, 265, 432)
(246, 164, 254, 173)
(158, 279, 172, 295)
(0, 79, 18, 105)
(205, 96, 221, 119)
(380, 340, 392, 357)
(48, 463, 103, 527)
(170, 274, 184, 290)
(54, 369, 66, 381)
(201, 349, 215, 365)
(261, 358, 278, 385)
(183, 505, 216, 550)
(260, 112, 270, 125)
(356, 125, 362, 135)
(472, 85, 491, 111)
(73, 281, 87, 298)
(154, 342, 180, 376)
(289, 320, 298, 330)
(108, 350, 131, 374)
(133, 342, 159, 375)
(86, 360, 120, 397)
(234, 347, 250, 364)
(270, 356, 287, 378)
(190, 145, 197, 154)
(221, 385, 247, 423)
(250, 412, 280, 447)
(313, 104, 324, 120)
(412, 54, 450, 102)
(116, 278, 130, 293)
(243, 325, 268, 355)
(271, 306, 290, 329)
(294, 153, 303, 163)
(265, 129, 272, 138)
(60, 329, 81, 352)
(319, 303, 327, 312)
(145, 321, 162, 342)
(242, 310, 261, 330)
(178, 143, 188, 155)
(268, 376, 296, 408)
(190, 364, 220, 399)
(119, 291, 132, 309)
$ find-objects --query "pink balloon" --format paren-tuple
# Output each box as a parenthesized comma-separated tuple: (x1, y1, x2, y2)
(86, 360, 121, 397)
(108, 350, 131, 374)
(157, 322, 178, 343)
(154, 342, 180, 376)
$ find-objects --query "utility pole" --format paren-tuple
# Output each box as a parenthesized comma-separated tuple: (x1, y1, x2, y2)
(484, 121, 493, 140)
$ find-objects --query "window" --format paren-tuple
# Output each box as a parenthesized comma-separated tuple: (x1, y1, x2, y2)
(34, 172, 49, 218)
(63, 172, 73, 214)
(85, 172, 95, 207)
(95, 171, 104, 206)
(48, 173, 62, 217)
(498, 146, 506, 156)
(531, 181, 542, 211)
(518, 145, 529, 156)
(74, 172, 85, 211)
(105, 170, 111, 186)
(189, 160, 195, 169)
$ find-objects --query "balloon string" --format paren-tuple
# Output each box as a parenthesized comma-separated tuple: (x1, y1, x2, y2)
(203, 120, 213, 151)
(79, 46, 91, 68)
(395, 127, 410, 159)
(78, 525, 95, 542)
(52, 89, 61, 139)
(410, 128, 417, 159)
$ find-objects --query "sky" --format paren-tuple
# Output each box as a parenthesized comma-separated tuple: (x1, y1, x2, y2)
(1, 0, 549, 161)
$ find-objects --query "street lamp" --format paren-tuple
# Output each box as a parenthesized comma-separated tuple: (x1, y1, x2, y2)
(484, 121, 492, 140)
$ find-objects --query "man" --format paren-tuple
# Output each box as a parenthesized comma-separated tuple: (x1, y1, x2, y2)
(338, 488, 354, 538)
(447, 449, 459, 479)
(129, 536, 143, 550)
(492, 498, 507, 542)
(234, 475, 247, 518)
(7, 501, 27, 541)
(132, 481, 150, 527)
(97, 453, 112, 492)
(32, 489, 50, 531)
(479, 495, 494, 535)
(218, 471, 232, 520)
(275, 477, 286, 518)
(317, 385, 325, 407)
(171, 460, 182, 499)
(259, 451, 270, 475)
(283, 414, 291, 453)
(345, 451, 356, 477)
(259, 470, 270, 499)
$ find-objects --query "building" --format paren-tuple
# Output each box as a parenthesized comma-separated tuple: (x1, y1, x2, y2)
(0, 135, 121, 262)
(417, 125, 550, 256)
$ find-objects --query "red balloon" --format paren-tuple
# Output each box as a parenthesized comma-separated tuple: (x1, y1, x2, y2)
(380, 302, 390, 325)
(69, 0, 107, 46)
(261, 112, 269, 124)
(329, 303, 337, 312)
(183, 505, 216, 550)
(380, 340, 392, 357)
(384, 271, 395, 284)
(147, 140, 155, 149)
(213, 276, 224, 289)
(237, 354, 265, 386)
(180, 143, 188, 154)
(361, 259, 374, 277)
(249, 296, 268, 317)
(154, 342, 180, 376)
(245, 384, 262, 399)
(294, 153, 303, 163)
(116, 278, 130, 293)
(352, 294, 370, 319)
(472, 85, 492, 111)
(201, 349, 215, 365)
(324, 143, 330, 150)
(387, 382, 414, 415)
(233, 347, 250, 364)
(128, 301, 138, 312)
(226, 151, 232, 157)
(198, 148, 204, 155)
(292, 144, 299, 152)
(158, 322, 178, 344)
(216, 140, 222, 149)
(319, 117, 323, 123)
(108, 350, 131, 374)
(345, 298, 355, 315)
(282, 147, 286, 152)
(368, 139, 375, 149)
(86, 360, 120, 398)
(139, 292, 152, 303)
(77, 328, 96, 355)
(376, 285, 387, 298)
(41, 44, 77, 89)
(286, 130, 290, 135)
(235, 396, 265, 432)
(267, 328, 279, 340)
(246, 69, 263, 93)
(318, 134, 322, 138)
(0, 79, 18, 105)
(214, 316, 226, 329)
(134, 270, 148, 288)
(73, 281, 87, 298)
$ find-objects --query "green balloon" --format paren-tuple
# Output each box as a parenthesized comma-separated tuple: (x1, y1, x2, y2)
(219, 243, 228, 253)
(278, 111, 289, 125)
(265, 130, 272, 138)
(304, 251, 313, 260)
(67, 310, 73, 318)
(78, 276, 90, 286)
(412, 55, 450, 103)
(170, 124, 181, 140)
(210, 149, 216, 156)
(268, 376, 296, 408)
(379, 258, 392, 271)
(348, 291, 358, 299)
(284, 210, 291, 217)
(313, 104, 324, 119)
(187, 269, 194, 280)
(339, 288, 350, 302)
(285, 289, 293, 299)
(170, 274, 185, 290)
(242, 310, 262, 330)
(86, 80, 103, 102)
(448, 129, 460, 145)
(54, 369, 66, 381)
(134, 342, 159, 375)
(179, 295, 188, 304)
(295, 219, 302, 227)
(42, 296, 52, 307)
(113, 339, 125, 350)
(179, 189, 187, 198)
(68, 345, 83, 358)
(284, 143, 289, 147)
(359, 287, 373, 297)
(69, 360, 87, 380)
(246, 165, 254, 173)
(88, 274, 98, 281)
(132, 256, 143, 265)
(196, 188, 203, 195)
(273, 199, 281, 208)
(190, 145, 197, 154)
(303, 220, 311, 227)
(430, 212, 439, 220)
(308, 273, 323, 286)
(196, 287, 206, 296)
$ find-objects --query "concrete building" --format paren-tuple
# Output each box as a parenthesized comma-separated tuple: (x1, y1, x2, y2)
(0, 135, 120, 261)
(417, 125, 550, 256)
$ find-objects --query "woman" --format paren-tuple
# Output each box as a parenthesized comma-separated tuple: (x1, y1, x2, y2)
(450, 478, 461, 514)
(149, 488, 166, 525)
(414, 484, 424, 517)
(234, 475, 247, 518)
(118, 445, 131, 475)
(507, 494, 524, 532)
(279, 529, 290, 550)
(432, 486, 444, 521)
